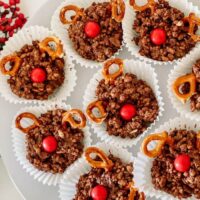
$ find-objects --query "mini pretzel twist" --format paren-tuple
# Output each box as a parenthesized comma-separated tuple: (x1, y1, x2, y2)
(85, 147, 114, 171)
(0, 55, 21, 76)
(141, 131, 174, 158)
(129, 0, 155, 13)
(15, 112, 40, 134)
(111, 0, 125, 22)
(172, 73, 196, 104)
(183, 13, 200, 42)
(196, 132, 200, 150)
(86, 100, 107, 124)
(59, 5, 83, 25)
(62, 109, 86, 129)
(39, 36, 63, 60)
(102, 58, 124, 83)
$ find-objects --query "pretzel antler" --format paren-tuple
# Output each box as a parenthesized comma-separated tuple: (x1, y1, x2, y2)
(86, 100, 107, 124)
(0, 55, 21, 76)
(39, 36, 63, 60)
(183, 13, 200, 42)
(111, 0, 125, 22)
(172, 73, 196, 104)
(128, 182, 145, 200)
(130, 0, 155, 13)
(59, 5, 83, 25)
(62, 109, 86, 129)
(15, 112, 40, 134)
(141, 131, 174, 158)
(102, 58, 124, 83)
(85, 147, 114, 171)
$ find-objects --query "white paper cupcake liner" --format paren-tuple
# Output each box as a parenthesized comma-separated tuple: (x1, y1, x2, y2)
(134, 117, 200, 200)
(83, 59, 164, 147)
(123, 0, 200, 65)
(58, 142, 134, 200)
(0, 26, 77, 105)
(168, 45, 200, 122)
(11, 102, 92, 186)
(51, 0, 124, 68)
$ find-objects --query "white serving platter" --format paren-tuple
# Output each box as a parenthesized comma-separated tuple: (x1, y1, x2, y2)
(0, 0, 200, 199)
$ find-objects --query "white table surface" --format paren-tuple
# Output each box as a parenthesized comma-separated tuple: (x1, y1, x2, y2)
(1, 0, 200, 200)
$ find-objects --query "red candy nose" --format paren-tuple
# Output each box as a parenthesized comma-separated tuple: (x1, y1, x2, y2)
(42, 136, 58, 153)
(91, 185, 108, 200)
(31, 68, 46, 83)
(174, 154, 191, 172)
(150, 28, 166, 45)
(120, 104, 137, 121)
(85, 21, 101, 38)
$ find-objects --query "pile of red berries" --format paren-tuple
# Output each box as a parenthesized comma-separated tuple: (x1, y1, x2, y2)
(0, 0, 27, 50)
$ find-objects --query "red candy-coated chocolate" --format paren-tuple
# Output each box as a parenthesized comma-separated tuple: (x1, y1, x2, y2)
(120, 104, 137, 121)
(150, 28, 166, 45)
(42, 136, 57, 153)
(30, 68, 46, 83)
(91, 185, 108, 200)
(174, 154, 191, 172)
(85, 21, 101, 38)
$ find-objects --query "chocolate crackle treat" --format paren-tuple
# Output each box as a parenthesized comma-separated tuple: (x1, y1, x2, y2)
(86, 58, 159, 139)
(142, 130, 200, 199)
(130, 0, 200, 62)
(73, 147, 145, 200)
(172, 59, 200, 112)
(0, 36, 65, 100)
(15, 108, 87, 174)
(59, 0, 125, 62)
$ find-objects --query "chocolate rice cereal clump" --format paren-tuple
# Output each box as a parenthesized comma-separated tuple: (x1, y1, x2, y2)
(193, 59, 200, 84)
(74, 154, 134, 200)
(26, 109, 84, 174)
(190, 93, 200, 111)
(68, 2, 123, 62)
(8, 41, 65, 100)
(151, 130, 200, 199)
(96, 73, 159, 138)
(133, 0, 196, 61)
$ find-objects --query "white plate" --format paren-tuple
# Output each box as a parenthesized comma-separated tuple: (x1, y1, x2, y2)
(0, 0, 200, 200)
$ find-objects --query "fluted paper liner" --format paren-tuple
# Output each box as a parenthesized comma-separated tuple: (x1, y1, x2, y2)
(0, 26, 77, 104)
(168, 45, 200, 122)
(11, 103, 92, 186)
(123, 0, 200, 65)
(59, 143, 134, 200)
(51, 0, 124, 68)
(134, 117, 200, 200)
(83, 59, 164, 147)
